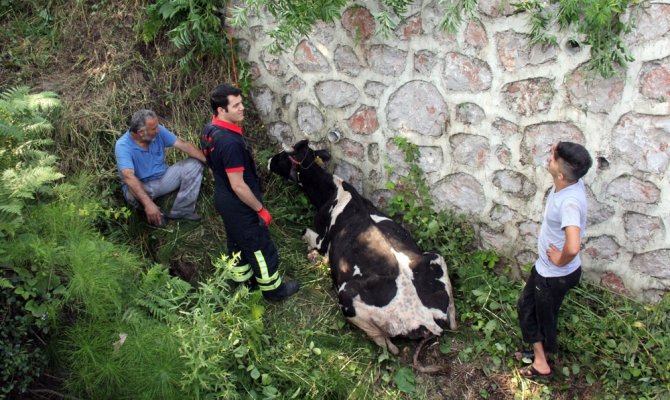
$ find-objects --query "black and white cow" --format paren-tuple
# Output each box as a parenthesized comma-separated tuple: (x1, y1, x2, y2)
(268, 140, 457, 354)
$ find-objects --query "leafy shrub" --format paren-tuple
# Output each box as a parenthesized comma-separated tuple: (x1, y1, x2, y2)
(0, 86, 64, 398)
(385, 137, 476, 267)
(0, 282, 49, 398)
(140, 0, 230, 71)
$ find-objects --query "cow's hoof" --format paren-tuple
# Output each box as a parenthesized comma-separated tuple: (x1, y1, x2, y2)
(387, 340, 400, 356)
(307, 249, 321, 264)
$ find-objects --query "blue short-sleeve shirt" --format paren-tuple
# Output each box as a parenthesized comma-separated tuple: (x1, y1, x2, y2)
(115, 124, 177, 187)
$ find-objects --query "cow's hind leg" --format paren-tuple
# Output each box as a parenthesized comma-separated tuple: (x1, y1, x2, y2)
(348, 315, 399, 355)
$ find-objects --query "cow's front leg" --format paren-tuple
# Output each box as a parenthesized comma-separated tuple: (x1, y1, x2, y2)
(302, 228, 319, 250)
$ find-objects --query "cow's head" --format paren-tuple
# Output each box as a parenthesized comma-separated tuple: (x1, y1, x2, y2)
(268, 140, 331, 183)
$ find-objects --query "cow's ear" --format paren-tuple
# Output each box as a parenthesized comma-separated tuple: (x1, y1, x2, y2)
(294, 139, 310, 151)
(315, 150, 331, 162)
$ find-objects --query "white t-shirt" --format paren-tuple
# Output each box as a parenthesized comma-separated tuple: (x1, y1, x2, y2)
(535, 179, 587, 278)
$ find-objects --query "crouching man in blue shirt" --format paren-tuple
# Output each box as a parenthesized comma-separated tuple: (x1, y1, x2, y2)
(115, 109, 207, 226)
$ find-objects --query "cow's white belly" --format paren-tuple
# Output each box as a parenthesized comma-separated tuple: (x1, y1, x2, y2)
(349, 248, 448, 337)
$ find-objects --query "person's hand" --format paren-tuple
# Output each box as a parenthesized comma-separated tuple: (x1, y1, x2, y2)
(257, 207, 272, 226)
(144, 202, 163, 226)
(547, 243, 562, 266)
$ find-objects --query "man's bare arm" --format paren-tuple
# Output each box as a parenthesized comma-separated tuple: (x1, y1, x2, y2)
(173, 138, 206, 163)
(547, 226, 581, 267)
(121, 169, 162, 225)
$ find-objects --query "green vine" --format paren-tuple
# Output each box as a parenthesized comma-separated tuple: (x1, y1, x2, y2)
(229, 0, 640, 77)
(514, 0, 636, 77)
(230, 0, 348, 53)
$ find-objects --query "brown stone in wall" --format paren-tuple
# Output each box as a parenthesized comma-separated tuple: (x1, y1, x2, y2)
(455, 103, 486, 125)
(261, 50, 285, 77)
(315, 80, 359, 108)
(248, 62, 261, 80)
(347, 105, 379, 135)
(414, 50, 437, 75)
(464, 20, 488, 50)
(396, 13, 423, 40)
(338, 138, 366, 160)
(266, 122, 294, 144)
(605, 175, 661, 204)
(600, 272, 629, 296)
(296, 103, 324, 136)
(386, 140, 443, 174)
(492, 170, 537, 199)
(294, 40, 331, 73)
(495, 30, 557, 71)
(639, 56, 670, 101)
(502, 78, 555, 116)
(586, 187, 615, 226)
(624, 4, 670, 45)
(520, 122, 585, 167)
(334, 45, 363, 77)
(492, 118, 520, 138)
(364, 81, 387, 98)
(584, 235, 620, 261)
(443, 52, 492, 92)
(631, 249, 670, 280)
(341, 6, 376, 43)
(612, 113, 670, 174)
(495, 145, 511, 166)
(566, 63, 624, 114)
(450, 133, 490, 168)
(431, 173, 486, 214)
(366, 45, 408, 77)
(478, 0, 517, 17)
(286, 75, 306, 91)
(624, 212, 665, 247)
(387, 80, 448, 137)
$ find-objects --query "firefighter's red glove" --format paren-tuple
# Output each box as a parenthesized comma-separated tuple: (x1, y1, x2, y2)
(257, 207, 272, 226)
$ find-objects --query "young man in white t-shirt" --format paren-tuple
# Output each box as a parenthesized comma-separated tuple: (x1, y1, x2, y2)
(516, 141, 593, 378)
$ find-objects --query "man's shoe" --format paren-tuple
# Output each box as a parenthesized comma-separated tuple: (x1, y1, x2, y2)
(166, 212, 202, 222)
(263, 280, 300, 302)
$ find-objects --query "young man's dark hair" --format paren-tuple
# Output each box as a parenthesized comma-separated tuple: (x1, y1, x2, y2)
(555, 141, 593, 182)
(210, 83, 242, 114)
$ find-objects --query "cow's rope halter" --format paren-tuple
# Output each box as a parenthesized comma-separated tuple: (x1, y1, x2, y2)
(288, 149, 321, 170)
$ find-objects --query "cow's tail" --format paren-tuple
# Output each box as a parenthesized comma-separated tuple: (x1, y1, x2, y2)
(412, 335, 449, 374)
(434, 254, 458, 330)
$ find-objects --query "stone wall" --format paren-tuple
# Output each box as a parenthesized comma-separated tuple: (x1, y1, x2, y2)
(234, 0, 670, 301)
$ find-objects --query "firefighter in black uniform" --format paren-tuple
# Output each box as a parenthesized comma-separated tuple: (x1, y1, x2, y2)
(201, 83, 299, 301)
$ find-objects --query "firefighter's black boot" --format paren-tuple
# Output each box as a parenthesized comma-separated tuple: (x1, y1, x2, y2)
(263, 280, 300, 302)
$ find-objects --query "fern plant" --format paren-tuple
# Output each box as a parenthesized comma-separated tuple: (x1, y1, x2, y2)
(0, 86, 63, 398)
(0, 86, 63, 238)
(134, 264, 193, 323)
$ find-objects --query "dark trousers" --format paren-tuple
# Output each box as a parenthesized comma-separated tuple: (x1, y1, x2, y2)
(517, 266, 581, 353)
(221, 207, 281, 293)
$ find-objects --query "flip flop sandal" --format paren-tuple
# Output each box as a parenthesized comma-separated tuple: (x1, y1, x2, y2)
(520, 365, 553, 379)
(514, 350, 534, 362)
